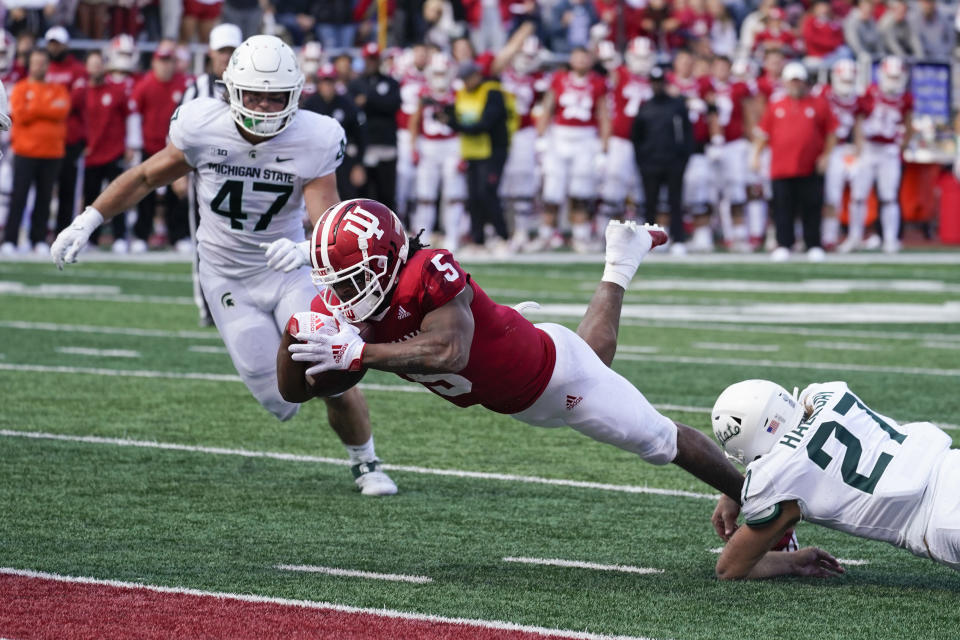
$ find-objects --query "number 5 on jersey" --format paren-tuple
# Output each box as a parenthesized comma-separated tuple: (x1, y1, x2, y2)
(211, 179, 293, 231)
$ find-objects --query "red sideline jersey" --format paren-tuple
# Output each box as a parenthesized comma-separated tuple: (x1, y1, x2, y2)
(668, 72, 710, 143)
(702, 78, 753, 142)
(501, 68, 550, 130)
(609, 66, 652, 139)
(72, 77, 131, 167)
(550, 70, 606, 128)
(396, 68, 426, 131)
(311, 248, 556, 414)
(130, 70, 188, 155)
(813, 84, 858, 143)
(857, 84, 912, 145)
(417, 87, 456, 140)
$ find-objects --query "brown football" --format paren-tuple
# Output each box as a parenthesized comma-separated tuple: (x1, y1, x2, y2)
(303, 322, 374, 398)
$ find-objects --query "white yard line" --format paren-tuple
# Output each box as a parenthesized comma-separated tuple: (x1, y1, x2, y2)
(692, 342, 781, 352)
(187, 345, 229, 354)
(0, 281, 193, 305)
(837, 559, 871, 566)
(1, 362, 957, 430)
(922, 341, 960, 350)
(615, 319, 960, 343)
(0, 320, 218, 340)
(804, 341, 881, 352)
(55, 347, 141, 358)
(618, 353, 960, 378)
(0, 568, 660, 640)
(502, 557, 663, 575)
(274, 564, 432, 584)
(0, 429, 718, 500)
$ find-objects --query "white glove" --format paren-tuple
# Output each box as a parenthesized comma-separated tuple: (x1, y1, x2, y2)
(288, 314, 366, 374)
(259, 238, 311, 272)
(50, 206, 104, 269)
(534, 136, 549, 156)
(593, 152, 608, 173)
(286, 311, 338, 342)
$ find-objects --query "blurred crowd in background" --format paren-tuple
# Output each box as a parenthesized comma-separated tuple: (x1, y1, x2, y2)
(1, 0, 959, 260)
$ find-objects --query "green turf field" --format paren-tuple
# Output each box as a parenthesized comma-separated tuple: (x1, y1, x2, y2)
(2, 255, 959, 639)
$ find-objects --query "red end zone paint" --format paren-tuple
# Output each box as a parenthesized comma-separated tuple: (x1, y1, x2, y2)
(0, 571, 644, 640)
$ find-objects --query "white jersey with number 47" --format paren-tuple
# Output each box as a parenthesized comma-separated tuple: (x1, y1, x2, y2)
(168, 97, 345, 279)
(741, 381, 952, 559)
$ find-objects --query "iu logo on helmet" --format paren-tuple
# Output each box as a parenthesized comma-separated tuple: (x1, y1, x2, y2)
(342, 205, 385, 253)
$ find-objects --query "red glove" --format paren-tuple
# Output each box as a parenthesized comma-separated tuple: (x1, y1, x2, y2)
(412, 149, 420, 166)
(457, 158, 468, 173)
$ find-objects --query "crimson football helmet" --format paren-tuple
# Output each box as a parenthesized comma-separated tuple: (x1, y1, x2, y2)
(311, 199, 410, 322)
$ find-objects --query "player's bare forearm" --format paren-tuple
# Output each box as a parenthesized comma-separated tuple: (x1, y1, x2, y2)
(672, 423, 744, 500)
(277, 330, 315, 403)
(576, 281, 624, 367)
(363, 286, 475, 374)
(92, 145, 192, 219)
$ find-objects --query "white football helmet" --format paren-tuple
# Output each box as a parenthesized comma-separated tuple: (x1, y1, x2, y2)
(595, 39, 620, 73)
(105, 34, 138, 73)
(512, 35, 541, 75)
(299, 41, 324, 79)
(0, 30, 14, 74)
(311, 199, 410, 322)
(712, 380, 804, 466)
(830, 58, 857, 98)
(878, 55, 907, 96)
(427, 54, 452, 94)
(625, 37, 655, 76)
(222, 35, 304, 137)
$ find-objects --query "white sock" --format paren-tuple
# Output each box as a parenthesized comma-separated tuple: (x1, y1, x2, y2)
(345, 436, 377, 465)
(412, 202, 436, 237)
(880, 202, 900, 244)
(848, 200, 867, 243)
(746, 200, 767, 240)
(442, 200, 464, 250)
(822, 216, 840, 246)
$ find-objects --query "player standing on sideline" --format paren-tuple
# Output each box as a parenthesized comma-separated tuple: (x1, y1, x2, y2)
(499, 35, 550, 251)
(710, 379, 959, 579)
(843, 55, 913, 254)
(279, 201, 747, 508)
(394, 43, 430, 223)
(597, 37, 653, 233)
(531, 47, 609, 253)
(408, 54, 466, 251)
(49, 35, 397, 497)
(815, 59, 860, 251)
(702, 55, 756, 253)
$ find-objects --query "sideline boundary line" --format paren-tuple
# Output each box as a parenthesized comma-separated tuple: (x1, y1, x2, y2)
(0, 568, 661, 640)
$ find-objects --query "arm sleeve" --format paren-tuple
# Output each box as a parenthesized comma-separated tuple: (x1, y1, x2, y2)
(419, 250, 469, 314)
(451, 89, 506, 134)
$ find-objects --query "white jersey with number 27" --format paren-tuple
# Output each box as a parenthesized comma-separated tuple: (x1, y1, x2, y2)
(168, 97, 345, 279)
(741, 381, 952, 559)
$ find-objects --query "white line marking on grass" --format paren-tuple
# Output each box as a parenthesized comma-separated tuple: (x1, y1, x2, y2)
(274, 564, 433, 584)
(0, 282, 193, 305)
(0, 320, 219, 340)
(187, 345, 229, 354)
(0, 265, 192, 282)
(55, 347, 141, 358)
(804, 341, 881, 352)
(837, 559, 871, 566)
(707, 548, 724, 554)
(0, 430, 719, 500)
(530, 303, 960, 325)
(617, 354, 960, 378)
(617, 345, 659, 354)
(615, 319, 960, 343)
(922, 341, 960, 350)
(503, 557, 663, 575)
(692, 342, 780, 352)
(0, 568, 661, 640)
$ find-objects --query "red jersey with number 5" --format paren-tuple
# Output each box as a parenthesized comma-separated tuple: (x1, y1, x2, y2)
(610, 66, 652, 139)
(550, 70, 606, 128)
(857, 84, 912, 144)
(312, 248, 556, 414)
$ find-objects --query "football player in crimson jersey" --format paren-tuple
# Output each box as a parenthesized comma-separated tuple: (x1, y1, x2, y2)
(843, 56, 913, 254)
(703, 55, 757, 252)
(597, 37, 654, 228)
(50, 36, 398, 497)
(407, 55, 466, 252)
(280, 199, 748, 512)
(394, 43, 431, 222)
(815, 59, 860, 250)
(532, 47, 610, 253)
